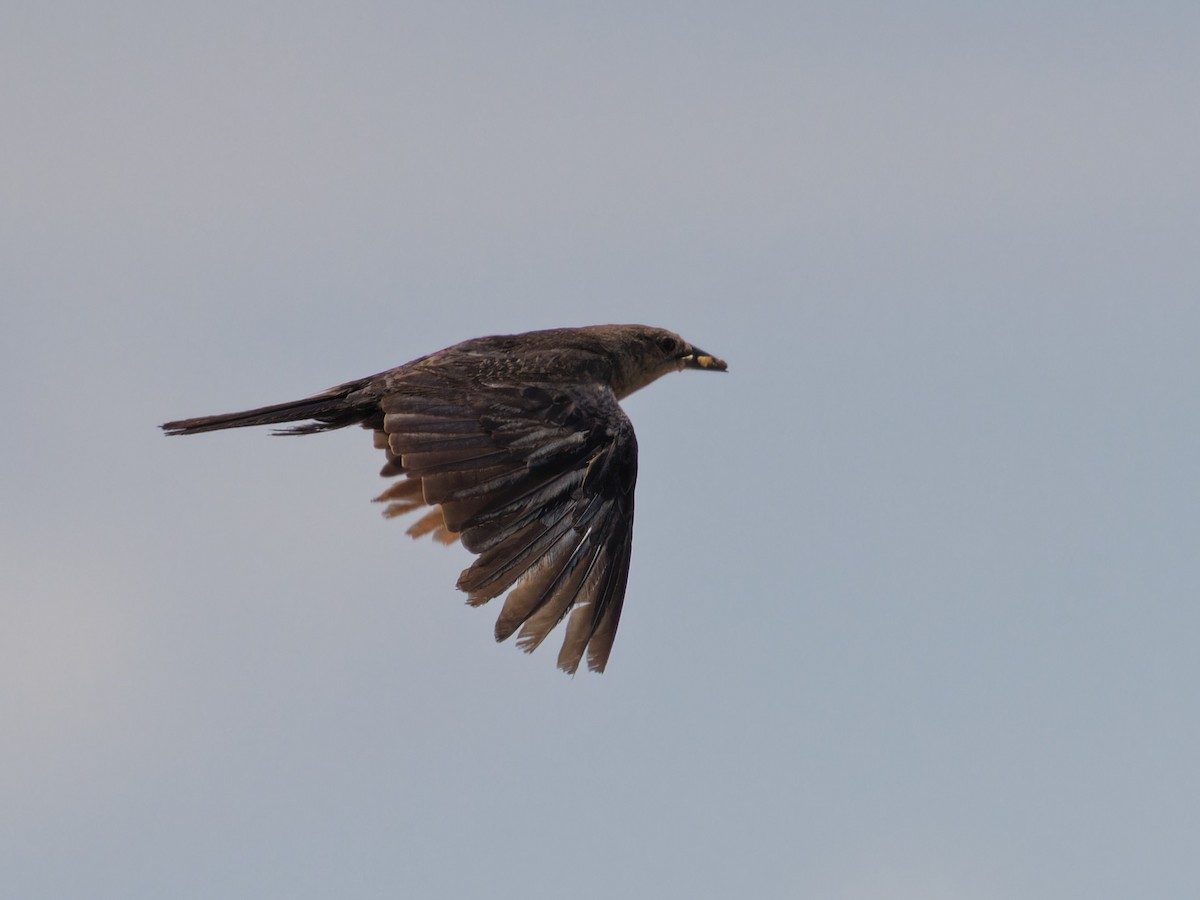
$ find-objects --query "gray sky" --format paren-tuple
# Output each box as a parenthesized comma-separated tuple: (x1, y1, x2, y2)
(3, 3, 1199, 898)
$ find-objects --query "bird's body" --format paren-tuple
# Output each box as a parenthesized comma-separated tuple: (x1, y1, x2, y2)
(162, 324, 726, 673)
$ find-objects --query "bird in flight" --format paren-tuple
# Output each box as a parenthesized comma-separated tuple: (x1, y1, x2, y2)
(162, 324, 727, 673)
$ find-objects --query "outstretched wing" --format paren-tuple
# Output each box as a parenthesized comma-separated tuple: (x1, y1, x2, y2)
(372, 369, 638, 673)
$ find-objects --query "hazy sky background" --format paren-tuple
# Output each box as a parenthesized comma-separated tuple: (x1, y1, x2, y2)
(3, 3, 1198, 898)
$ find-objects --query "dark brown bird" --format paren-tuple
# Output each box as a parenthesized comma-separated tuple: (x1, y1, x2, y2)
(162, 324, 727, 673)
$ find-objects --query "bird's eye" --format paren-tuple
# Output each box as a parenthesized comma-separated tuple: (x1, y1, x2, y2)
(657, 336, 678, 354)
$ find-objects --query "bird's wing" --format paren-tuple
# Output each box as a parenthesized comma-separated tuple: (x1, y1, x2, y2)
(372, 369, 638, 674)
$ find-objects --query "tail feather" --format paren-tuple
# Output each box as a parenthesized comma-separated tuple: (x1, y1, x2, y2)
(161, 378, 375, 436)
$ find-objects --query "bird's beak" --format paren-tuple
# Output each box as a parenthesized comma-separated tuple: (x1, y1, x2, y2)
(681, 347, 728, 372)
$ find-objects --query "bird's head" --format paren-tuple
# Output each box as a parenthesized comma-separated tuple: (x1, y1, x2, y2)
(602, 325, 727, 398)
